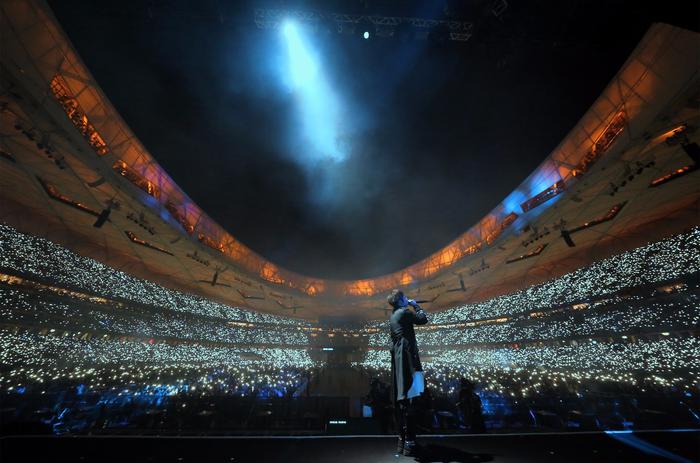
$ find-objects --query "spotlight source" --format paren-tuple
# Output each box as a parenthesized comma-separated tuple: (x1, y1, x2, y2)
(357, 17, 374, 41)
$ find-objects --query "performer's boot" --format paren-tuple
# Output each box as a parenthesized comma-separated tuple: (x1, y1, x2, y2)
(402, 440, 417, 457)
(396, 426, 406, 453)
(403, 403, 418, 456)
(395, 401, 406, 454)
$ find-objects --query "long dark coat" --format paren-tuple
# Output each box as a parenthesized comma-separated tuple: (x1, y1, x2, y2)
(389, 306, 428, 404)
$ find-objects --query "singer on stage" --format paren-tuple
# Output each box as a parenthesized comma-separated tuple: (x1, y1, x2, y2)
(387, 289, 428, 457)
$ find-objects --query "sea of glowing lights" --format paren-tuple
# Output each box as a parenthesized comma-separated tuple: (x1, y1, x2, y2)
(0, 329, 314, 395)
(425, 226, 700, 323)
(359, 336, 699, 391)
(0, 224, 308, 326)
(0, 286, 311, 346)
(0, 224, 698, 399)
(366, 292, 700, 347)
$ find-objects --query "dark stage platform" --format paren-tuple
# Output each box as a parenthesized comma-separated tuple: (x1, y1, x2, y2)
(2, 429, 698, 463)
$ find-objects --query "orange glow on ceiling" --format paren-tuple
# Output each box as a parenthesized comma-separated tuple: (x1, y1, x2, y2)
(304, 281, 324, 296)
(344, 280, 377, 296)
(260, 262, 285, 284)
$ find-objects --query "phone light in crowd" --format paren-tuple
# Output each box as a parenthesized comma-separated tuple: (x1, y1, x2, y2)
(363, 31, 370, 39)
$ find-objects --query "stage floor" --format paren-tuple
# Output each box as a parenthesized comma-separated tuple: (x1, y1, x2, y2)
(1, 429, 698, 462)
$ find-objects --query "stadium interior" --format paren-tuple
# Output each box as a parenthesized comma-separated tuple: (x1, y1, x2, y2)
(0, 1, 699, 462)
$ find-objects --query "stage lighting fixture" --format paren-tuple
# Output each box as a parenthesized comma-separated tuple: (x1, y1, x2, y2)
(357, 18, 374, 40)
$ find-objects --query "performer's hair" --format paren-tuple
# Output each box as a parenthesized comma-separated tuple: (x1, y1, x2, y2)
(387, 289, 404, 309)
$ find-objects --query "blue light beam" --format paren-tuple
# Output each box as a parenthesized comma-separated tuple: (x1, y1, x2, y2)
(282, 21, 347, 163)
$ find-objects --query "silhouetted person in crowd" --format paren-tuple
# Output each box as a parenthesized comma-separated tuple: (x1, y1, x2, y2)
(366, 378, 391, 434)
(458, 378, 486, 433)
(388, 289, 428, 456)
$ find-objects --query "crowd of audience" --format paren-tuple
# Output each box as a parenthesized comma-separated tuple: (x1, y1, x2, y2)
(361, 335, 699, 381)
(367, 291, 699, 347)
(0, 286, 311, 346)
(426, 226, 700, 323)
(0, 223, 698, 435)
(0, 224, 307, 326)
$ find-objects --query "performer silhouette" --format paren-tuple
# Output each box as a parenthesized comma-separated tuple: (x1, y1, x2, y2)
(387, 289, 428, 456)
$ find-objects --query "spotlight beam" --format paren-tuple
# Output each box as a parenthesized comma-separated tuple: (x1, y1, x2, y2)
(282, 21, 346, 163)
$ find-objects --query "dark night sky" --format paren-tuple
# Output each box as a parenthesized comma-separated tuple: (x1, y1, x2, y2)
(47, 0, 699, 280)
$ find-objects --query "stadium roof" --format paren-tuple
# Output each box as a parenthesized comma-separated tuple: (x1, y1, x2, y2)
(1, 0, 699, 321)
